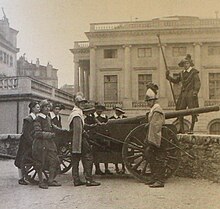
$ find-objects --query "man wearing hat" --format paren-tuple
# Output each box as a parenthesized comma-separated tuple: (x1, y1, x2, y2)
(32, 99, 62, 189)
(109, 106, 127, 174)
(166, 54, 201, 133)
(68, 94, 100, 187)
(145, 84, 166, 188)
(93, 103, 113, 175)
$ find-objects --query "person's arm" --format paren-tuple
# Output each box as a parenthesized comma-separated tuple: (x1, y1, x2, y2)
(166, 71, 181, 84)
(33, 119, 55, 140)
(193, 72, 201, 96)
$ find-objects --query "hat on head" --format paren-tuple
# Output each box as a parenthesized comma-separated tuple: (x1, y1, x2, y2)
(145, 88, 158, 101)
(114, 106, 125, 114)
(39, 99, 50, 109)
(146, 82, 159, 95)
(74, 92, 87, 103)
(95, 102, 106, 111)
(83, 103, 95, 113)
(178, 54, 194, 67)
(28, 101, 39, 110)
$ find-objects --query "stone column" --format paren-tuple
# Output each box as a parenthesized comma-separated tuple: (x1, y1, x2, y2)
(79, 66, 84, 94)
(193, 42, 203, 102)
(193, 42, 202, 70)
(84, 69, 89, 99)
(123, 45, 132, 108)
(74, 61, 79, 94)
(89, 46, 96, 101)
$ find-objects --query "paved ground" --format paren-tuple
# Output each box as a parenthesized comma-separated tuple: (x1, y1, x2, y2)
(0, 159, 220, 209)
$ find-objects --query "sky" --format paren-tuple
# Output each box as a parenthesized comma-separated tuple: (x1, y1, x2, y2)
(0, 0, 220, 87)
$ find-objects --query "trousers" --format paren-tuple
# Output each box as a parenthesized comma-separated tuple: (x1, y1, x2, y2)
(72, 137, 93, 182)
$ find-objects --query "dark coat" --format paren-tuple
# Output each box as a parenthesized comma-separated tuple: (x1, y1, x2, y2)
(32, 113, 58, 167)
(49, 112, 62, 128)
(14, 115, 35, 168)
(166, 68, 201, 110)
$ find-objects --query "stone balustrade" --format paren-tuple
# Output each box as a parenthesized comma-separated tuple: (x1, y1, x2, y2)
(74, 41, 89, 48)
(90, 18, 220, 32)
(0, 76, 74, 107)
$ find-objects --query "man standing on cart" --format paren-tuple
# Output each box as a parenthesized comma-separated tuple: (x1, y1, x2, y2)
(145, 83, 166, 188)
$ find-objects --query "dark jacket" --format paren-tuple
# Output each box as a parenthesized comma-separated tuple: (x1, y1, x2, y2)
(49, 112, 62, 128)
(32, 113, 57, 164)
(15, 114, 35, 168)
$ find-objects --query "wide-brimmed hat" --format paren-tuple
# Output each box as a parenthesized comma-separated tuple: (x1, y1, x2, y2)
(178, 54, 194, 67)
(83, 103, 95, 113)
(114, 106, 125, 114)
(75, 95, 87, 103)
(95, 102, 106, 111)
(145, 88, 158, 101)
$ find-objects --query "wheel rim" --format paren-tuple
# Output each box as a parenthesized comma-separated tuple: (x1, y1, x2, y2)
(58, 143, 72, 174)
(122, 124, 181, 183)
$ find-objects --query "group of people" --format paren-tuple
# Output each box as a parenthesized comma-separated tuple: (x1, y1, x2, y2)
(14, 53, 201, 189)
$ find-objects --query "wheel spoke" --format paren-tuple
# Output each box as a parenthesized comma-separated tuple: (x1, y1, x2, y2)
(126, 153, 143, 160)
(61, 161, 67, 168)
(128, 142, 144, 152)
(141, 160, 148, 175)
(132, 158, 144, 170)
(131, 136, 146, 147)
(27, 167, 34, 174)
(63, 158, 71, 163)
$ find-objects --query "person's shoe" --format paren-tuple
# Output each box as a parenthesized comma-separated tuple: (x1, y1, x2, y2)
(48, 180, 62, 187)
(26, 178, 39, 185)
(18, 178, 28, 185)
(149, 181, 164, 188)
(145, 179, 156, 185)
(39, 182, 48, 189)
(105, 169, 113, 175)
(86, 180, 101, 187)
(73, 180, 86, 187)
(95, 170, 105, 175)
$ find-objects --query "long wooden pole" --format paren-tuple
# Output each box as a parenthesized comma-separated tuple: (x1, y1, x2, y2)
(157, 34, 177, 107)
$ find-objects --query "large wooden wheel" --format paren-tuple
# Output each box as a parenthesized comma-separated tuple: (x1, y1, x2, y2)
(122, 124, 181, 183)
(23, 161, 48, 183)
(58, 143, 72, 174)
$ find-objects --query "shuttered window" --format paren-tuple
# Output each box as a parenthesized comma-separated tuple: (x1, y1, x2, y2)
(104, 75, 118, 101)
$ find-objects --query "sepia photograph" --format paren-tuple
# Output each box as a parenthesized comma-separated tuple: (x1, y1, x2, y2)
(0, 0, 220, 208)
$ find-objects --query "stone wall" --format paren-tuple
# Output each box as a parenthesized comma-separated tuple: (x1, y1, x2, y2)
(175, 134, 220, 183)
(0, 134, 20, 158)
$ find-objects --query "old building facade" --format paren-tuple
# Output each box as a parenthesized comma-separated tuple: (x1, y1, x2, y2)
(17, 56, 58, 88)
(70, 16, 220, 134)
(0, 13, 19, 76)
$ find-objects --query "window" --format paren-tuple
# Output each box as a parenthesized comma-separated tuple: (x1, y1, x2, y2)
(138, 74, 152, 100)
(104, 49, 117, 59)
(0, 51, 2, 62)
(9, 56, 13, 67)
(138, 48, 152, 58)
(3, 52, 6, 64)
(172, 47, 186, 57)
(208, 46, 220, 55)
(209, 120, 220, 134)
(104, 75, 118, 101)
(209, 73, 220, 99)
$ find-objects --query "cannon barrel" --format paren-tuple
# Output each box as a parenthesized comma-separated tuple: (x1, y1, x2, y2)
(107, 105, 220, 125)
